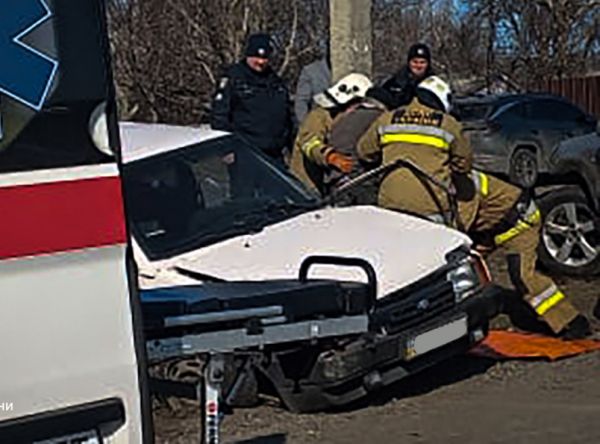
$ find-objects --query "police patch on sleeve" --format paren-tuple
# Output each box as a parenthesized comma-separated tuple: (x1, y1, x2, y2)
(219, 77, 229, 89)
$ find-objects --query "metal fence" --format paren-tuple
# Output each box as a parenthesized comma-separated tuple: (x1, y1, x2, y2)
(531, 75, 600, 118)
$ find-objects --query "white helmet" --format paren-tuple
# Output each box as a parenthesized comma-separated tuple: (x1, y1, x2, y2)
(314, 73, 373, 109)
(416, 76, 452, 112)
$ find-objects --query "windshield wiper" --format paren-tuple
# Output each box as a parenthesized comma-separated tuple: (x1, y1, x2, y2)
(175, 223, 266, 253)
(264, 200, 320, 213)
(239, 200, 319, 220)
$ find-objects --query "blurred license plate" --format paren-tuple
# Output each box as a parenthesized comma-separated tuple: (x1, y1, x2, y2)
(405, 317, 467, 359)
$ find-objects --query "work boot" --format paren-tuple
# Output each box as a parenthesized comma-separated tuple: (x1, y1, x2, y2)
(559, 315, 592, 340)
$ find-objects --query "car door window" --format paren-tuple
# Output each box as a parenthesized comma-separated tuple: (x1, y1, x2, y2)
(494, 102, 524, 126)
(525, 100, 581, 123)
(456, 103, 492, 121)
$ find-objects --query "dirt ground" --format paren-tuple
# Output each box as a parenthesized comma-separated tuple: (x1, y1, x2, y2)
(153, 252, 600, 444)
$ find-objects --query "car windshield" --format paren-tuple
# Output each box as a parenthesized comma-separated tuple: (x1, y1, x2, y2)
(123, 134, 319, 260)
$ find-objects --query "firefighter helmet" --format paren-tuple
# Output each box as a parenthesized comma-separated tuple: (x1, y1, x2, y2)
(416, 76, 452, 113)
(314, 73, 373, 109)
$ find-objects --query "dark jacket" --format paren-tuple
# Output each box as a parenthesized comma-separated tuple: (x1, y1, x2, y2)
(380, 65, 434, 109)
(210, 62, 292, 157)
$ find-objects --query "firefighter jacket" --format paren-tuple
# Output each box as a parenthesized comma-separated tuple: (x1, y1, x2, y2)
(290, 100, 385, 195)
(357, 98, 473, 215)
(210, 62, 292, 158)
(290, 107, 333, 194)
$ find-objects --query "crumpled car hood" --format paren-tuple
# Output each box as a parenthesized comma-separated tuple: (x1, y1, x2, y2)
(140, 206, 472, 298)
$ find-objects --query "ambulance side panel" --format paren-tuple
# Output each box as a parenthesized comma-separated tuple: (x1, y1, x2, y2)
(0, 1, 149, 442)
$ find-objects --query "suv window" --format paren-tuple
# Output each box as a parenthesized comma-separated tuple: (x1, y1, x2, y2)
(524, 99, 583, 121)
(492, 102, 525, 124)
(456, 103, 493, 121)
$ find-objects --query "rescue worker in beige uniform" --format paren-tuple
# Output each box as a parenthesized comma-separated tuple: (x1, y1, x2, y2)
(357, 76, 591, 339)
(290, 73, 386, 196)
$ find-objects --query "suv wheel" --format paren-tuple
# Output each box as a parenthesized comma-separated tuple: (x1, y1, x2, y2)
(538, 187, 600, 276)
(509, 148, 538, 188)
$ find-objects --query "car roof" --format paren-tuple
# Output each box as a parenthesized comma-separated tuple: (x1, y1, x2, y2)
(454, 92, 570, 106)
(120, 121, 230, 164)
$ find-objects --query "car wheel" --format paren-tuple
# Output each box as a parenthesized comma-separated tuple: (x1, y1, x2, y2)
(509, 149, 538, 188)
(538, 188, 600, 276)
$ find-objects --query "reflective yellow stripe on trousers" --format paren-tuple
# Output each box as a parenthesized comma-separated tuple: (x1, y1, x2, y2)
(379, 133, 450, 149)
(530, 285, 566, 315)
(494, 208, 541, 245)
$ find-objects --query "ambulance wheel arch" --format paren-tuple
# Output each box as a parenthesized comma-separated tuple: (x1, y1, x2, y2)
(0, 0, 152, 442)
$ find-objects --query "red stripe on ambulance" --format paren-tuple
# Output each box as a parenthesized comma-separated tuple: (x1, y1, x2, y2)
(0, 176, 127, 259)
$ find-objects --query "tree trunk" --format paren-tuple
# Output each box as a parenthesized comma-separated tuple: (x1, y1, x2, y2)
(329, 0, 372, 82)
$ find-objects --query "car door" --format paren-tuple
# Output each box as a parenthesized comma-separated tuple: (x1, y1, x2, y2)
(474, 101, 525, 174)
(522, 99, 584, 171)
(0, 1, 151, 442)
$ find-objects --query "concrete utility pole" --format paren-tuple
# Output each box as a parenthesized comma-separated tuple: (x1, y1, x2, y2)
(329, 0, 373, 82)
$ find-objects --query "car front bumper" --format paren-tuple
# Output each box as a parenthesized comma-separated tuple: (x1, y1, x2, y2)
(268, 284, 507, 412)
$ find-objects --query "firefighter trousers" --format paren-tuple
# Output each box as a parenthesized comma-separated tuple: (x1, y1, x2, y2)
(457, 173, 579, 333)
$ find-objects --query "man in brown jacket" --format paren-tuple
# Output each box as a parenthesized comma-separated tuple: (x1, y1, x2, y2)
(290, 73, 386, 196)
(357, 76, 591, 339)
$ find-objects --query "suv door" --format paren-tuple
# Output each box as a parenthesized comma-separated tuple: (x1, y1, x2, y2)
(523, 99, 587, 171)
(0, 1, 151, 442)
(474, 101, 526, 173)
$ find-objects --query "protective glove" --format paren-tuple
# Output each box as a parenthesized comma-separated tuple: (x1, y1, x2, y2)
(325, 151, 354, 174)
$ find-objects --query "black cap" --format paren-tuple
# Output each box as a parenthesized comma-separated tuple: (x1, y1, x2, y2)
(407, 43, 431, 63)
(245, 33, 272, 58)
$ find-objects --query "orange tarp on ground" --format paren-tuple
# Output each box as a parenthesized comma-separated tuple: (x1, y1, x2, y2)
(468, 330, 600, 361)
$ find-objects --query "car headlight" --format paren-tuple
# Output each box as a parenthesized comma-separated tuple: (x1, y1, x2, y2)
(447, 252, 491, 302)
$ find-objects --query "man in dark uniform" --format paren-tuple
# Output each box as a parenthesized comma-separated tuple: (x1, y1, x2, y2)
(378, 43, 435, 110)
(210, 33, 292, 164)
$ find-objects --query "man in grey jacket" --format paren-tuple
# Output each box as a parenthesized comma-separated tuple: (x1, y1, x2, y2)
(294, 55, 331, 124)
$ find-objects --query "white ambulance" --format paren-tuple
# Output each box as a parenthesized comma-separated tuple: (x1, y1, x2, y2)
(0, 1, 150, 442)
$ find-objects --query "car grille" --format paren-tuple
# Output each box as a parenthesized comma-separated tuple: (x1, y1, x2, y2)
(371, 267, 456, 334)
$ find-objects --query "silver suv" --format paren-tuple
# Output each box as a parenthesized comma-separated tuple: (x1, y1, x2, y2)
(537, 126, 600, 276)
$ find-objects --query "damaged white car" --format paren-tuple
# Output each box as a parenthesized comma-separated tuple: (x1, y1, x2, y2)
(121, 122, 505, 411)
